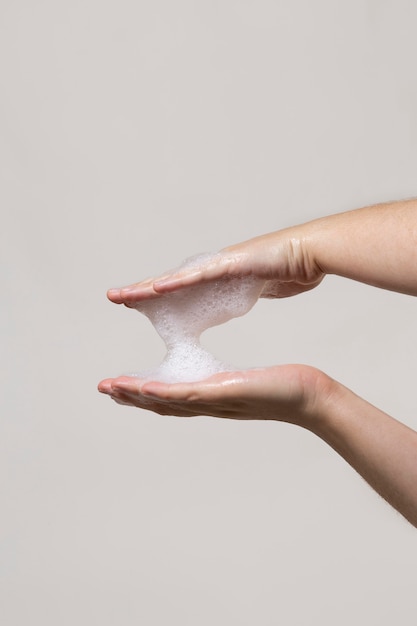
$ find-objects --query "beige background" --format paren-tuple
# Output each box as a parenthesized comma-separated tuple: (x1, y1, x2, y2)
(1, 1, 417, 624)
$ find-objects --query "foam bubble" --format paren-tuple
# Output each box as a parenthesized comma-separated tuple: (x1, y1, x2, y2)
(131, 254, 264, 383)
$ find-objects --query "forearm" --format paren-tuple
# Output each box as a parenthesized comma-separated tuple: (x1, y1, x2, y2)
(306, 199, 417, 295)
(309, 378, 417, 527)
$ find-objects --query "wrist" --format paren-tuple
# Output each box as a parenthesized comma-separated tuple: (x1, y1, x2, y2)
(272, 365, 341, 431)
(297, 217, 331, 280)
(296, 367, 345, 434)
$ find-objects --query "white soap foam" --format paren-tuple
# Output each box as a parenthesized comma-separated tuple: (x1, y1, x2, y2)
(131, 254, 264, 383)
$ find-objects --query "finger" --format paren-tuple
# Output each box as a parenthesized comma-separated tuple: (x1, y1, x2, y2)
(140, 371, 248, 403)
(111, 380, 201, 417)
(106, 251, 247, 305)
(106, 267, 201, 305)
(139, 380, 255, 419)
(107, 276, 158, 304)
(98, 378, 115, 394)
(152, 253, 242, 293)
(98, 377, 141, 397)
(110, 376, 142, 393)
(105, 373, 267, 419)
(106, 377, 188, 413)
(111, 395, 134, 406)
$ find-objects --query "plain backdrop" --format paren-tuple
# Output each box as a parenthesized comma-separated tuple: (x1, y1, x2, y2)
(1, 1, 417, 624)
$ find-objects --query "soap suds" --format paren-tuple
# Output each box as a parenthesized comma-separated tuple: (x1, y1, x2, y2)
(130, 254, 264, 383)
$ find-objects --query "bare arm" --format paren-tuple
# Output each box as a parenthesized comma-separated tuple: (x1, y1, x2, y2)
(101, 197, 417, 527)
(313, 378, 417, 527)
(107, 198, 417, 304)
(99, 366, 417, 527)
(307, 198, 417, 296)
